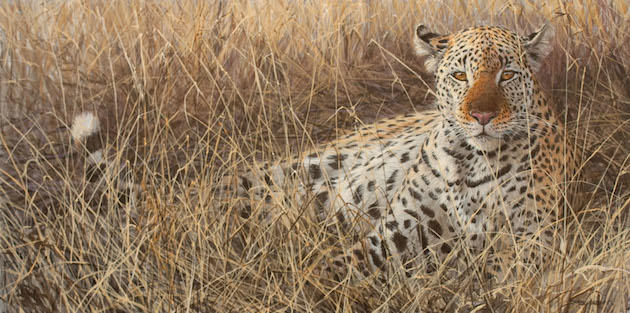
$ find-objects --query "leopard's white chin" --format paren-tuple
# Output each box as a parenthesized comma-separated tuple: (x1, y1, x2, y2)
(467, 135, 502, 152)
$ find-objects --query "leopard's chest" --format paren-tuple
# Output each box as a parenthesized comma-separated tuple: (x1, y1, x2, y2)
(421, 143, 529, 235)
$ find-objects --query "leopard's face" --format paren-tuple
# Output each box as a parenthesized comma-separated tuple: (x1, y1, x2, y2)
(414, 25, 555, 151)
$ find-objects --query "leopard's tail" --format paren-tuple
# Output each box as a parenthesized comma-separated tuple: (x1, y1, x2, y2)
(71, 112, 105, 180)
(70, 111, 136, 205)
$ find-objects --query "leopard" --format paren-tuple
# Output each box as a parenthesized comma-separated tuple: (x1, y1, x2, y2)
(72, 24, 576, 283)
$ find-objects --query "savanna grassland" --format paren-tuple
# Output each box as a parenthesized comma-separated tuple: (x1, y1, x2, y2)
(0, 0, 628, 312)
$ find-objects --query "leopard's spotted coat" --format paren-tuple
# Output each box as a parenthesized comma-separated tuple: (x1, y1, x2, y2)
(75, 24, 576, 281)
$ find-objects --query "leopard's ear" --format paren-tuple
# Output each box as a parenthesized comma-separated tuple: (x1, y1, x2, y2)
(523, 24, 555, 72)
(413, 24, 450, 73)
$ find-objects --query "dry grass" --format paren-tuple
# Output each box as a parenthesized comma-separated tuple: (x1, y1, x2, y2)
(0, 0, 629, 312)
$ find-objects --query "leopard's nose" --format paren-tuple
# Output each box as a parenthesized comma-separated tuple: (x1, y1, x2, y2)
(470, 111, 497, 126)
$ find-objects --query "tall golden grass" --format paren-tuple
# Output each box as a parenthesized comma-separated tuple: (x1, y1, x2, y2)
(0, 0, 628, 312)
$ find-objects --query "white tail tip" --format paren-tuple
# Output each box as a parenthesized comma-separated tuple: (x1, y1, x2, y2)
(71, 112, 100, 142)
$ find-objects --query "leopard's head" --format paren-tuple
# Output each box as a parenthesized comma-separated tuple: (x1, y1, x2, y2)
(414, 24, 554, 151)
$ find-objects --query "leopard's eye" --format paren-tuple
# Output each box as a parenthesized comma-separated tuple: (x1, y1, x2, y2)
(451, 71, 467, 81)
(500, 70, 517, 81)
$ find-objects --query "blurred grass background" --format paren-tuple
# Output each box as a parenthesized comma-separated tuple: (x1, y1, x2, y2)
(0, 0, 628, 312)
